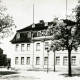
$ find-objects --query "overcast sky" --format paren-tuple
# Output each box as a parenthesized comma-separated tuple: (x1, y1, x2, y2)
(0, 0, 78, 58)
(1, 0, 78, 30)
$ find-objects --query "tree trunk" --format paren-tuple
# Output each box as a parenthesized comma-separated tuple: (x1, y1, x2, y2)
(68, 49, 72, 76)
(54, 51, 55, 72)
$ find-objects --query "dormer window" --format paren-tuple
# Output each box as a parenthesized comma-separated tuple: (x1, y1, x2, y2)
(37, 31, 41, 37)
(28, 32, 31, 38)
(16, 33, 20, 39)
(32, 24, 35, 28)
(45, 22, 48, 26)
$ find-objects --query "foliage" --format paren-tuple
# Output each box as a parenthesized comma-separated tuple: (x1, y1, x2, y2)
(0, 1, 16, 39)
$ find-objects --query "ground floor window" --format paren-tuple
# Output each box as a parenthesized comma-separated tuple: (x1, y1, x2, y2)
(36, 57, 40, 65)
(63, 56, 68, 66)
(44, 57, 48, 65)
(26, 57, 30, 65)
(56, 56, 60, 65)
(72, 56, 76, 66)
(21, 57, 24, 65)
(15, 57, 18, 65)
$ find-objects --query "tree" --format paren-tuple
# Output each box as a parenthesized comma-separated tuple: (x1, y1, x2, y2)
(0, 1, 15, 39)
(48, 19, 78, 76)
(50, 40, 61, 72)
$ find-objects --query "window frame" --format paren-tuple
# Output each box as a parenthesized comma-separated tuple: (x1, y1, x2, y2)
(44, 57, 48, 65)
(26, 57, 30, 65)
(15, 57, 19, 65)
(71, 56, 76, 66)
(15, 44, 19, 51)
(36, 43, 40, 51)
(27, 43, 30, 51)
(21, 44, 25, 51)
(21, 57, 24, 65)
(63, 56, 68, 66)
(56, 56, 60, 65)
(36, 57, 40, 65)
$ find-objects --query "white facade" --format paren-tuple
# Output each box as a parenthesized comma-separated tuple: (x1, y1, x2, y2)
(11, 36, 80, 70)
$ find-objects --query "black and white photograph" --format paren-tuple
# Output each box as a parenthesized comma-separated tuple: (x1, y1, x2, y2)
(0, 0, 80, 80)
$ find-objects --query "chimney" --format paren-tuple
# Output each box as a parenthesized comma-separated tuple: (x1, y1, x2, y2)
(39, 20, 44, 24)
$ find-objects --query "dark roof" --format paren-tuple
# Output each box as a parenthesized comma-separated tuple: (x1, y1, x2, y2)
(10, 33, 31, 44)
(17, 21, 53, 32)
(63, 19, 77, 26)
(11, 19, 77, 44)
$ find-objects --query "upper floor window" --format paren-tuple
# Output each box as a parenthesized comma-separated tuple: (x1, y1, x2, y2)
(16, 33, 20, 39)
(27, 44, 30, 51)
(37, 31, 41, 37)
(44, 57, 48, 65)
(21, 44, 25, 51)
(45, 42, 49, 50)
(72, 56, 76, 66)
(63, 56, 68, 66)
(36, 43, 40, 51)
(15, 44, 19, 51)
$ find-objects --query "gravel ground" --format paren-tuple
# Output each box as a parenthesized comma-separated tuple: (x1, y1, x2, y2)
(0, 68, 80, 80)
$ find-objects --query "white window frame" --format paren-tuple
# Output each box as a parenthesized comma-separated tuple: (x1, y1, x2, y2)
(36, 57, 40, 65)
(26, 57, 30, 65)
(21, 57, 24, 65)
(45, 42, 49, 50)
(27, 44, 30, 51)
(15, 44, 19, 51)
(36, 43, 40, 51)
(21, 44, 25, 51)
(15, 57, 18, 65)
(72, 56, 76, 66)
(56, 56, 60, 65)
(44, 57, 48, 65)
(63, 56, 68, 66)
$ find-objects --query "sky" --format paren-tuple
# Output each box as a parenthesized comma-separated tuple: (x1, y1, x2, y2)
(0, 0, 79, 58)
(1, 0, 78, 30)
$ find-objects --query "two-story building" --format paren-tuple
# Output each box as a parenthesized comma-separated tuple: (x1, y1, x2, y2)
(11, 19, 80, 70)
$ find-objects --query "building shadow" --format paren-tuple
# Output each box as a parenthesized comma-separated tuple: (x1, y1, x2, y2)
(0, 71, 18, 75)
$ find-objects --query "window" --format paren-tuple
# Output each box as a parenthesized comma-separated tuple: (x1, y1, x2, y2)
(28, 32, 31, 38)
(21, 44, 25, 51)
(41, 30, 46, 36)
(72, 56, 76, 66)
(36, 57, 40, 65)
(45, 42, 49, 50)
(56, 56, 60, 65)
(63, 56, 68, 65)
(26, 57, 30, 65)
(16, 33, 20, 39)
(21, 57, 24, 65)
(44, 57, 48, 65)
(27, 44, 30, 50)
(37, 31, 41, 37)
(36, 43, 40, 51)
(15, 57, 18, 65)
(15, 44, 19, 51)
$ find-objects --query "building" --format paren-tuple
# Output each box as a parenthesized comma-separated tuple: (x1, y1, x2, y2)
(10, 19, 80, 70)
